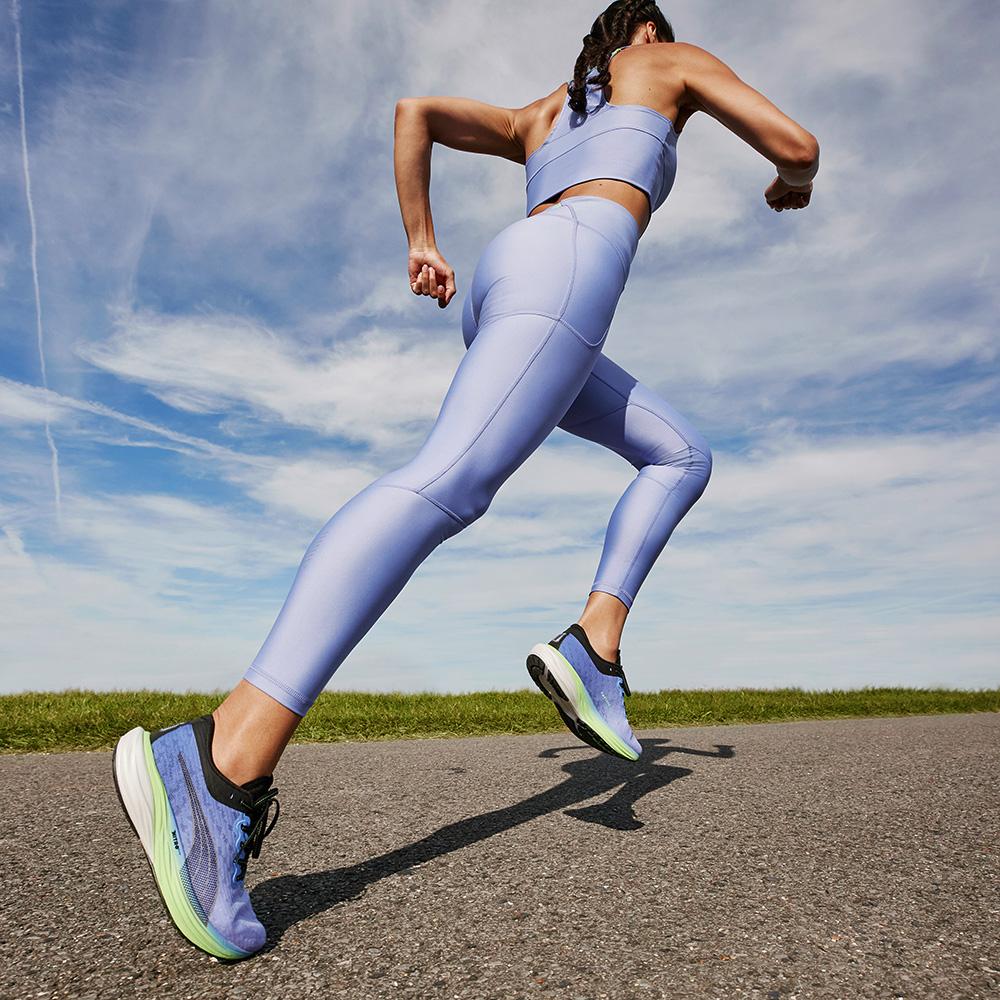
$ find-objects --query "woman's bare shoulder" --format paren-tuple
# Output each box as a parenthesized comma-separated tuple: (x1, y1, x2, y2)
(608, 41, 694, 131)
(513, 81, 569, 163)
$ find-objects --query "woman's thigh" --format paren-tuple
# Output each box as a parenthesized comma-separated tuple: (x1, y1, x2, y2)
(379, 208, 629, 526)
(556, 351, 713, 467)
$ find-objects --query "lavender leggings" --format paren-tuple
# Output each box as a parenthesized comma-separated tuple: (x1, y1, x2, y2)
(245, 196, 712, 715)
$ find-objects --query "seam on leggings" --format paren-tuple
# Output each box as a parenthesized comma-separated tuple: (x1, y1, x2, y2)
(374, 481, 467, 528)
(560, 401, 628, 432)
(588, 369, 628, 398)
(473, 309, 594, 346)
(536, 207, 630, 284)
(413, 211, 580, 497)
(589, 582, 636, 608)
(572, 218, 631, 278)
(628, 402, 712, 462)
(584, 370, 709, 459)
(617, 446, 694, 590)
(244, 665, 313, 714)
(635, 464, 697, 496)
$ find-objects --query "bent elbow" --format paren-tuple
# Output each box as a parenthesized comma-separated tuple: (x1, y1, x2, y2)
(395, 97, 423, 118)
(773, 131, 819, 179)
(792, 131, 820, 169)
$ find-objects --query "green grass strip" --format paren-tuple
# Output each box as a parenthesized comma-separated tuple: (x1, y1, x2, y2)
(2, 687, 998, 754)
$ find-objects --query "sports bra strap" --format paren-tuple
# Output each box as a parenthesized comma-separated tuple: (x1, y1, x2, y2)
(526, 40, 677, 218)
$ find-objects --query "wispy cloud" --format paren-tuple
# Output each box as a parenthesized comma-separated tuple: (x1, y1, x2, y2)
(10, 0, 61, 526)
(0, 374, 268, 467)
(75, 304, 465, 455)
(0, 1, 996, 695)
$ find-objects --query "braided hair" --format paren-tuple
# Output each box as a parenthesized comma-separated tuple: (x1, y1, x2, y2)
(568, 1, 675, 116)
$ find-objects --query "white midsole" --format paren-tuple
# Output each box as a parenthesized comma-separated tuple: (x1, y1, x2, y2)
(114, 726, 155, 862)
(529, 641, 593, 722)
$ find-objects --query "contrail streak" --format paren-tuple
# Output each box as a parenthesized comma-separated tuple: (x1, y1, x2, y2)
(0, 375, 272, 469)
(11, 0, 63, 528)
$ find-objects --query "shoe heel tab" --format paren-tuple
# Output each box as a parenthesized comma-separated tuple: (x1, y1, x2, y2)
(549, 625, 572, 646)
(190, 714, 260, 811)
(567, 623, 619, 670)
(149, 717, 192, 744)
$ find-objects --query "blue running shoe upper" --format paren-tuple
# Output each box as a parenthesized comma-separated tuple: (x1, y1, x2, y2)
(149, 715, 279, 955)
(549, 623, 642, 758)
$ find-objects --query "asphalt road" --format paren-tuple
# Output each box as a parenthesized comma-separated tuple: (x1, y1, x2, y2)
(2, 712, 998, 1000)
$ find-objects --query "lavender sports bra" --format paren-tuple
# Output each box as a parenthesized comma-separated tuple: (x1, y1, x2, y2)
(524, 44, 679, 218)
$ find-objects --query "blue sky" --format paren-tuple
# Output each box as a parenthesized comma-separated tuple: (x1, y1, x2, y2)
(1, 0, 997, 696)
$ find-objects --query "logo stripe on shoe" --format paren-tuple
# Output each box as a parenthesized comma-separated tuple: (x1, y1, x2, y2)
(142, 733, 252, 959)
(178, 752, 218, 923)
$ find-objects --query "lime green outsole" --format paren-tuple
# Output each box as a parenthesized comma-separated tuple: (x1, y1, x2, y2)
(140, 732, 250, 960)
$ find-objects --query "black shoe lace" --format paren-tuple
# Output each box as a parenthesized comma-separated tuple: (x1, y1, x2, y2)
(234, 786, 280, 882)
(618, 670, 632, 698)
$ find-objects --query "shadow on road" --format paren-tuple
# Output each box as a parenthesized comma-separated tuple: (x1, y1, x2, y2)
(251, 736, 734, 948)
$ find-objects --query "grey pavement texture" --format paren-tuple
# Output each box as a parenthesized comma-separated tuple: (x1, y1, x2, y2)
(2, 712, 999, 1000)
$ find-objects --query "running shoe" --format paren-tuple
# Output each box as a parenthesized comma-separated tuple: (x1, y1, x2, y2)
(112, 713, 280, 959)
(526, 622, 642, 760)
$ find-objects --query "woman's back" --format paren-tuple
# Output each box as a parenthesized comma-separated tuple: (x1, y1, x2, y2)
(522, 43, 688, 231)
(522, 43, 689, 162)
(520, 40, 819, 232)
(524, 43, 680, 220)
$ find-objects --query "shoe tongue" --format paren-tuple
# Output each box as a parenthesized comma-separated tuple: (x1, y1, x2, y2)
(240, 775, 273, 798)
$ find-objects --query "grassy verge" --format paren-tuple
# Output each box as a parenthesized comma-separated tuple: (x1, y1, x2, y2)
(1, 687, 998, 754)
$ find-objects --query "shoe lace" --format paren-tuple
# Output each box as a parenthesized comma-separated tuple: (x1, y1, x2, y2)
(618, 670, 632, 698)
(234, 786, 280, 882)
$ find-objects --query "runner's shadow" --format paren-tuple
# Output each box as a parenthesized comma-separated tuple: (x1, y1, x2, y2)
(251, 737, 734, 949)
(546, 738, 735, 830)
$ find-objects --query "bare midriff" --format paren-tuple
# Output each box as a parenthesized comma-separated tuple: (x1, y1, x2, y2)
(528, 178, 652, 238)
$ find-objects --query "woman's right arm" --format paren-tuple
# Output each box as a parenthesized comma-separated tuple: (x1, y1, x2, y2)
(675, 42, 820, 206)
(393, 95, 523, 308)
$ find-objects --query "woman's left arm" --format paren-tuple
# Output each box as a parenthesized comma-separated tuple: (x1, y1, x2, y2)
(394, 96, 523, 309)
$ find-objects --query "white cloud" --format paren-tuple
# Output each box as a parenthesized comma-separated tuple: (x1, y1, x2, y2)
(75, 305, 464, 453)
(367, 425, 1000, 692)
(1, 0, 997, 696)
(4, 422, 997, 694)
(234, 455, 384, 522)
(0, 530, 268, 692)
(0, 378, 57, 424)
(0, 374, 267, 468)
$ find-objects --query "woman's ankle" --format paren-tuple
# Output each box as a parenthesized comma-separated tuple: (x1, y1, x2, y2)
(210, 708, 263, 787)
(577, 591, 628, 661)
(573, 617, 620, 663)
(209, 681, 301, 787)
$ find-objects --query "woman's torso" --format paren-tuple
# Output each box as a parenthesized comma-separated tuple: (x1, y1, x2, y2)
(522, 43, 691, 238)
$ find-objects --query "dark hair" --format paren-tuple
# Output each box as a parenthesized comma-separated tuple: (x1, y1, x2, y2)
(568, 1, 675, 115)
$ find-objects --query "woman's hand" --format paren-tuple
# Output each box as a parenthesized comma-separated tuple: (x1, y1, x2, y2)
(408, 245, 457, 309)
(764, 176, 813, 212)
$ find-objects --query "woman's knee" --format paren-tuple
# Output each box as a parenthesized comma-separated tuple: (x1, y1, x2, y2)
(643, 434, 712, 498)
(659, 405, 712, 492)
(426, 475, 494, 528)
(690, 441, 712, 486)
(372, 460, 494, 534)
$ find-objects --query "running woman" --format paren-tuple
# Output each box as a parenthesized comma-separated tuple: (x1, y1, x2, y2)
(112, 1, 819, 959)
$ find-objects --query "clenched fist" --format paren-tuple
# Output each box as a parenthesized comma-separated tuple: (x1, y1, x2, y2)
(409, 246, 457, 309)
